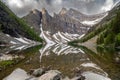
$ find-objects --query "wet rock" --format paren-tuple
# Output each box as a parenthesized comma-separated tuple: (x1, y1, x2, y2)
(32, 68, 45, 77)
(38, 70, 61, 80)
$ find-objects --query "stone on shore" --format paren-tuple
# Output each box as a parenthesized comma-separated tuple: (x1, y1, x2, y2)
(38, 70, 62, 80)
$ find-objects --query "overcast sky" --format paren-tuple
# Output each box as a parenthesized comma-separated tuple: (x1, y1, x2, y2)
(2, 0, 119, 17)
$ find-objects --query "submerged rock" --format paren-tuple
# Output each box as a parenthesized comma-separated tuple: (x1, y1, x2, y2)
(38, 70, 61, 80)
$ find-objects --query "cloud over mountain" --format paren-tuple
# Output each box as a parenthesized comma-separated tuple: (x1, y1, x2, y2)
(2, 0, 119, 17)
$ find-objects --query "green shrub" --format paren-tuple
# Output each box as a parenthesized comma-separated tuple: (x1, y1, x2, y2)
(115, 33, 120, 47)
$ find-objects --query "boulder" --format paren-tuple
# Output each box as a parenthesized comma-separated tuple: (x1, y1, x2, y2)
(3, 68, 29, 80)
(38, 70, 61, 80)
(32, 68, 45, 77)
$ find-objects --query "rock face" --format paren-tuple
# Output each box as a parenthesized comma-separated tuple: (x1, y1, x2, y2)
(22, 7, 106, 35)
(63, 8, 106, 22)
(23, 9, 42, 34)
(42, 8, 88, 35)
(42, 8, 106, 35)
(0, 1, 41, 42)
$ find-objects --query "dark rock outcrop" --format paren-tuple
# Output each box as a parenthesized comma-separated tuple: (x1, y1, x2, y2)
(23, 9, 42, 34)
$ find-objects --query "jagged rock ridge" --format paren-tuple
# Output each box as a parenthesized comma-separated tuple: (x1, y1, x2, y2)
(42, 8, 107, 35)
(23, 9, 42, 34)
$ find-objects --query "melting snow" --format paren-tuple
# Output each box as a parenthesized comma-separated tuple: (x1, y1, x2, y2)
(14, 45, 26, 50)
(58, 31, 71, 42)
(40, 27, 85, 44)
(6, 34, 10, 37)
(79, 34, 85, 39)
(10, 41, 17, 44)
(81, 18, 102, 26)
(40, 27, 55, 45)
(81, 62, 101, 70)
(81, 13, 108, 26)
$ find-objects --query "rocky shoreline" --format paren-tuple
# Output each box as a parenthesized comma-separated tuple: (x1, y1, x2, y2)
(3, 67, 85, 80)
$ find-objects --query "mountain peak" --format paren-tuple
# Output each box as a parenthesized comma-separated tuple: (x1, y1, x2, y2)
(59, 8, 68, 15)
(68, 8, 84, 15)
(30, 9, 40, 14)
(42, 8, 48, 15)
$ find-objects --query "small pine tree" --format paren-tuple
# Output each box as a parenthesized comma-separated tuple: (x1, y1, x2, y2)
(97, 33, 104, 44)
(115, 33, 120, 47)
(112, 11, 120, 34)
(104, 32, 115, 45)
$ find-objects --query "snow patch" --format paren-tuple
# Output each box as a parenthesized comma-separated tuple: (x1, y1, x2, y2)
(40, 27, 55, 45)
(58, 31, 71, 42)
(79, 34, 85, 39)
(81, 62, 101, 70)
(14, 45, 26, 50)
(10, 41, 17, 44)
(6, 34, 10, 37)
(81, 13, 108, 26)
(40, 27, 85, 44)
(81, 18, 102, 26)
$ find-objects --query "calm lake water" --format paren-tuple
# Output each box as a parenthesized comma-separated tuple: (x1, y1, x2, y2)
(0, 43, 120, 80)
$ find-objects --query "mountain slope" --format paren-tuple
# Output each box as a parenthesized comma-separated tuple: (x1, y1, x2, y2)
(0, 1, 42, 43)
(42, 8, 106, 35)
(69, 1, 120, 48)
(23, 9, 42, 35)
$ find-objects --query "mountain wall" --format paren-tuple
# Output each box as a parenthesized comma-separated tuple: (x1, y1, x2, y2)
(0, 1, 42, 44)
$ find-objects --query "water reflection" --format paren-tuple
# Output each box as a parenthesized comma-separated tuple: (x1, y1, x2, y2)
(38, 43, 113, 80)
(76, 45, 120, 80)
(0, 43, 120, 80)
(39, 43, 84, 62)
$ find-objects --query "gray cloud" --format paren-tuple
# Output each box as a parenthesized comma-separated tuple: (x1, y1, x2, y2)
(2, 0, 119, 17)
